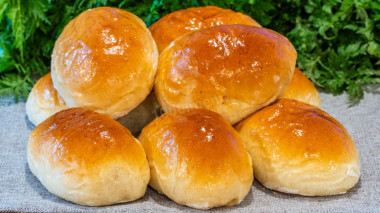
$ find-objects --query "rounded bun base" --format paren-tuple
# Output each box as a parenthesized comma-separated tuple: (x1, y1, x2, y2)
(254, 156, 360, 196)
(27, 153, 149, 206)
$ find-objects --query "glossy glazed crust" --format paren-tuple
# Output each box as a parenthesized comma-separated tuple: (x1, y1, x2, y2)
(149, 6, 261, 52)
(25, 73, 67, 126)
(155, 25, 297, 125)
(51, 7, 158, 119)
(139, 109, 253, 209)
(27, 108, 150, 206)
(281, 68, 321, 107)
(236, 99, 360, 196)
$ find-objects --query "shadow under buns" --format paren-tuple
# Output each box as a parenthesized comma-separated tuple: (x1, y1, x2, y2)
(280, 68, 321, 107)
(51, 7, 158, 119)
(139, 108, 253, 210)
(236, 99, 360, 196)
(155, 25, 297, 125)
(25, 72, 67, 126)
(149, 6, 261, 52)
(116, 91, 162, 136)
(27, 108, 150, 206)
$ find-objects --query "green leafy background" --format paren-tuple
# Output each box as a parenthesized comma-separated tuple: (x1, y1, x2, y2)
(0, 0, 379, 102)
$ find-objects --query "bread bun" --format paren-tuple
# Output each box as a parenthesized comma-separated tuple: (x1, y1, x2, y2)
(155, 25, 297, 124)
(51, 7, 158, 119)
(25, 73, 67, 126)
(281, 68, 321, 107)
(236, 99, 360, 196)
(27, 108, 150, 206)
(149, 6, 261, 52)
(116, 91, 161, 135)
(139, 109, 253, 209)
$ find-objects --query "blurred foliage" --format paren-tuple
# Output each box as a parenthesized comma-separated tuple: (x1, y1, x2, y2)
(0, 0, 379, 101)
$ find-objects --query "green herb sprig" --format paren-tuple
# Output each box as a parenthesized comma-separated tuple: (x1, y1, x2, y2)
(0, 0, 379, 102)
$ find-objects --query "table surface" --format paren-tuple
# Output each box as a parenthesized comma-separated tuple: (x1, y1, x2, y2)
(1, 89, 379, 212)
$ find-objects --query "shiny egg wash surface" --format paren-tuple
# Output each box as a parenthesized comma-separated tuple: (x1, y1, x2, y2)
(138, 108, 253, 209)
(149, 6, 261, 52)
(280, 68, 321, 107)
(140, 109, 252, 182)
(34, 73, 66, 106)
(53, 7, 148, 92)
(51, 7, 157, 116)
(155, 25, 296, 124)
(236, 99, 359, 164)
(29, 108, 145, 169)
(161, 26, 292, 103)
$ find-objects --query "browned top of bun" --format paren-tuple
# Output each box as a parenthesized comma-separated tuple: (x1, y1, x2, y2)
(236, 99, 358, 164)
(53, 7, 149, 88)
(139, 109, 251, 182)
(158, 25, 296, 104)
(51, 7, 158, 118)
(149, 6, 261, 52)
(281, 68, 321, 107)
(29, 108, 145, 168)
(155, 25, 296, 124)
(33, 73, 65, 106)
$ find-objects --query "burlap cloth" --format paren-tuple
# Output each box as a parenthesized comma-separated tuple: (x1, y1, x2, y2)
(1, 89, 379, 212)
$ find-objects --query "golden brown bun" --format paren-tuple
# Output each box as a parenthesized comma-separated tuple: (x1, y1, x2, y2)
(281, 68, 321, 107)
(149, 6, 261, 52)
(51, 7, 158, 119)
(27, 108, 150, 206)
(236, 99, 360, 196)
(25, 73, 67, 126)
(155, 25, 297, 125)
(139, 109, 253, 210)
(116, 91, 161, 135)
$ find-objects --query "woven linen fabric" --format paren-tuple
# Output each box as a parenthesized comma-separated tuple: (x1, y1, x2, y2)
(0, 90, 379, 212)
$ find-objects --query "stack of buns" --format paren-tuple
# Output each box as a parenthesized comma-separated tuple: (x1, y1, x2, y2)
(26, 7, 160, 133)
(26, 5, 360, 210)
